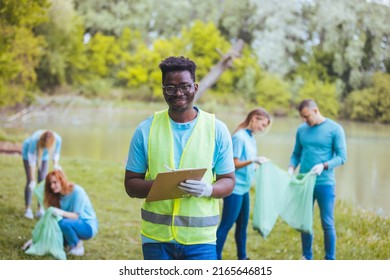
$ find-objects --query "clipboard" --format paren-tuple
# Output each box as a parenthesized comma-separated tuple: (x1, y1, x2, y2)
(146, 168, 207, 202)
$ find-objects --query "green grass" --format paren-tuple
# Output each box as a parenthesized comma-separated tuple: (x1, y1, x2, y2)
(0, 154, 389, 260)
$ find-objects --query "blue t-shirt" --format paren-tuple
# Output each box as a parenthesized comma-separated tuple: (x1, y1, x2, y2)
(289, 118, 347, 185)
(126, 108, 235, 176)
(232, 129, 257, 195)
(60, 184, 98, 237)
(22, 129, 62, 165)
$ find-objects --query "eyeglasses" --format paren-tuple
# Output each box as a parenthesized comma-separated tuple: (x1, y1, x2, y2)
(162, 83, 195, 95)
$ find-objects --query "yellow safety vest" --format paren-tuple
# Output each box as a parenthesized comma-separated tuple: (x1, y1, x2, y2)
(141, 109, 219, 244)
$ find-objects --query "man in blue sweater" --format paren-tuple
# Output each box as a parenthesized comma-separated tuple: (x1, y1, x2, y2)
(288, 99, 347, 260)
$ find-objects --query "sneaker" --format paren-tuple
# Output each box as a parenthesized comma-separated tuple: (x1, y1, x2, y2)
(68, 241, 84, 256)
(24, 208, 33, 219)
(35, 207, 45, 219)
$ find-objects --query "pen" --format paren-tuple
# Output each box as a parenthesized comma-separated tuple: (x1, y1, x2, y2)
(164, 164, 175, 171)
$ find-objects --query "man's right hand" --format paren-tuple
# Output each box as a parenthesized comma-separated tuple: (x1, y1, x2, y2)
(287, 166, 294, 176)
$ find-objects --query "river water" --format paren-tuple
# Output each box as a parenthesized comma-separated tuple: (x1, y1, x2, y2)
(2, 103, 389, 217)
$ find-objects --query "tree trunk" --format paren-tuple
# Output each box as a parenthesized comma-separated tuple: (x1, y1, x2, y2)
(195, 39, 245, 102)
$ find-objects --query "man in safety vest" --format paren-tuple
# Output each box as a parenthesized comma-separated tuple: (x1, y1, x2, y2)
(124, 56, 235, 260)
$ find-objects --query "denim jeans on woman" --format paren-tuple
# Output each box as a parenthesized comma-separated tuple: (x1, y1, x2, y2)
(216, 192, 250, 260)
(301, 184, 336, 260)
(59, 218, 93, 248)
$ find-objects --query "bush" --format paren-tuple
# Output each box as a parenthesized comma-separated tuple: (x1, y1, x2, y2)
(344, 72, 390, 124)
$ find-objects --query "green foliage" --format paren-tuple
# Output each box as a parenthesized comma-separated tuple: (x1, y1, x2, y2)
(0, 0, 49, 27)
(344, 72, 390, 123)
(309, 0, 390, 97)
(73, 0, 154, 37)
(255, 73, 292, 116)
(84, 32, 121, 77)
(79, 78, 114, 98)
(183, 20, 231, 79)
(116, 28, 165, 98)
(35, 0, 87, 89)
(0, 0, 49, 106)
(1, 0, 389, 125)
(0, 27, 45, 105)
(296, 80, 339, 119)
(294, 50, 337, 84)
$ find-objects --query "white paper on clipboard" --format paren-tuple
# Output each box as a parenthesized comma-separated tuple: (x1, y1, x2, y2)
(146, 168, 207, 202)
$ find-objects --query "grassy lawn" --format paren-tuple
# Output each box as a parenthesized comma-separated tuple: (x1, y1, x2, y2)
(0, 153, 389, 260)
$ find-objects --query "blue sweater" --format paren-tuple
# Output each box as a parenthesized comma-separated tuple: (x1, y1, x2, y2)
(289, 118, 347, 185)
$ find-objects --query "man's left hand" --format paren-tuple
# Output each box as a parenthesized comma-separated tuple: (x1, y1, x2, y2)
(179, 179, 213, 197)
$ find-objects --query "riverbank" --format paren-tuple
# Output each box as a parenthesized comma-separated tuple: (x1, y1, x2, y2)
(0, 153, 389, 260)
(0, 141, 21, 155)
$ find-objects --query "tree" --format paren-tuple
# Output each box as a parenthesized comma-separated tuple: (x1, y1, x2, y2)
(296, 79, 339, 119)
(255, 73, 291, 116)
(250, 0, 309, 77)
(35, 0, 86, 90)
(307, 0, 390, 97)
(344, 72, 390, 123)
(0, 0, 49, 107)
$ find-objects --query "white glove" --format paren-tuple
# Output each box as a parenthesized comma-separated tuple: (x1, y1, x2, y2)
(53, 164, 62, 171)
(252, 156, 269, 165)
(51, 207, 64, 217)
(311, 163, 324, 175)
(287, 166, 294, 176)
(178, 179, 213, 197)
(28, 180, 37, 191)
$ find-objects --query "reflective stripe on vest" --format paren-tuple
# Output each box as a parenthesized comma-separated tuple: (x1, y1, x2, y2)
(142, 208, 220, 227)
(141, 109, 218, 244)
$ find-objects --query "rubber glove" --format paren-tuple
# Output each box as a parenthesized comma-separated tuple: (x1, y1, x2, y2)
(178, 179, 213, 197)
(28, 180, 37, 191)
(51, 207, 64, 217)
(53, 164, 62, 171)
(287, 166, 294, 176)
(311, 163, 324, 175)
(252, 156, 269, 164)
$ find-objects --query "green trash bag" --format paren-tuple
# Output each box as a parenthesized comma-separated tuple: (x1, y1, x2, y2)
(25, 206, 66, 260)
(279, 173, 316, 234)
(252, 162, 316, 239)
(252, 162, 290, 238)
(34, 180, 45, 207)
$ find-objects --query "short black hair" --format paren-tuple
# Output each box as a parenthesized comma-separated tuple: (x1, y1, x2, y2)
(298, 99, 318, 111)
(159, 56, 196, 83)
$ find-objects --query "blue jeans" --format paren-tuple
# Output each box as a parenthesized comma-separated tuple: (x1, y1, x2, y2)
(59, 218, 93, 248)
(301, 184, 336, 260)
(216, 192, 250, 260)
(142, 243, 217, 260)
